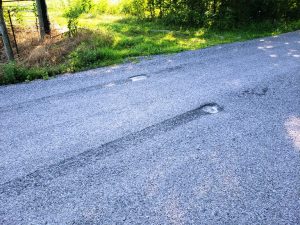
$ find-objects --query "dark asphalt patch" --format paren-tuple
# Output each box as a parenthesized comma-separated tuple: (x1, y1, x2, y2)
(0, 103, 222, 197)
(240, 87, 269, 97)
(0, 64, 188, 113)
(0, 75, 142, 113)
(156, 65, 184, 74)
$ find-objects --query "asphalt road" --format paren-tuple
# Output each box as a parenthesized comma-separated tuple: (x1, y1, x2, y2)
(0, 31, 300, 225)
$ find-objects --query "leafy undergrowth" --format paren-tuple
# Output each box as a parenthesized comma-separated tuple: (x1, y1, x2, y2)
(1, 15, 300, 85)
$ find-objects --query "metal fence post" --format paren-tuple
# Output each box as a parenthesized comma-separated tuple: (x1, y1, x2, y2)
(8, 9, 19, 55)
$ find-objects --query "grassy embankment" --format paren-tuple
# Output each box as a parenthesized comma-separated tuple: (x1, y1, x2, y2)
(1, 11, 300, 85)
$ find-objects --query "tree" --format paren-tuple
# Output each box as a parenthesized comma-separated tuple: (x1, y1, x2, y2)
(40, 0, 50, 34)
(126, 0, 300, 28)
(63, 0, 92, 36)
(0, 0, 14, 61)
(36, 0, 50, 39)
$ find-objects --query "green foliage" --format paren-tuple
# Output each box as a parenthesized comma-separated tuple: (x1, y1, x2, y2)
(120, 0, 146, 18)
(90, 0, 123, 15)
(51, 0, 300, 29)
(120, 0, 300, 28)
(3, 3, 36, 26)
(66, 30, 117, 71)
(0, 63, 48, 85)
(63, 0, 92, 36)
(68, 47, 120, 71)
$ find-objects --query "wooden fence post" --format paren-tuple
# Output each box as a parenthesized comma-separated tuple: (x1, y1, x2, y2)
(36, 0, 50, 39)
(0, 0, 14, 61)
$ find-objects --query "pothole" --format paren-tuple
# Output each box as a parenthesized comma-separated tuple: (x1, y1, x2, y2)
(200, 103, 222, 114)
(129, 75, 148, 82)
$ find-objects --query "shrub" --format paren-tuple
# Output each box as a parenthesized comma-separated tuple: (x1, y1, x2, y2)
(63, 0, 92, 36)
(0, 63, 48, 85)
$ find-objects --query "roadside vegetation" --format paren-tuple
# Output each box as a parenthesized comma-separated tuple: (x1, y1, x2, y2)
(0, 0, 300, 85)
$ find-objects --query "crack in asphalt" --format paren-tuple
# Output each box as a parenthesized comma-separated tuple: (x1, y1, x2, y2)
(0, 103, 222, 197)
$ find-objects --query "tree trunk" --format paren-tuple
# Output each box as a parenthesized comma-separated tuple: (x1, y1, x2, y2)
(0, 1, 14, 61)
(40, 0, 50, 34)
(36, 0, 50, 39)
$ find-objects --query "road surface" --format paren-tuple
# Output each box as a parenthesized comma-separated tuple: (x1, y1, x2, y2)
(0, 31, 300, 224)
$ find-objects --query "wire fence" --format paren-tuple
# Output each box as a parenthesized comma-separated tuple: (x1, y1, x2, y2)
(1, 0, 39, 60)
(0, 0, 68, 62)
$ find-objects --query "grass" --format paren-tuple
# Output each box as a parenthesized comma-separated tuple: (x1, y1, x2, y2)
(1, 13, 300, 85)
